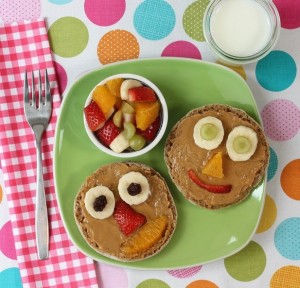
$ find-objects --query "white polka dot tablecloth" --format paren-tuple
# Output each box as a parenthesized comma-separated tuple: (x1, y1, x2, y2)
(0, 1, 300, 287)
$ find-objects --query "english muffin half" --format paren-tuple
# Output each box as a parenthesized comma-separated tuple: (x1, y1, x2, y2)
(74, 162, 177, 262)
(164, 104, 269, 209)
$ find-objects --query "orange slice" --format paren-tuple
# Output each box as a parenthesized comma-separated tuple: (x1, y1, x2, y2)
(120, 215, 168, 256)
(92, 85, 116, 116)
(135, 101, 160, 131)
(106, 78, 124, 97)
(202, 152, 224, 178)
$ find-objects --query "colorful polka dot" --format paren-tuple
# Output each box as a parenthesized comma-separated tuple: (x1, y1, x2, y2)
(0, 221, 17, 260)
(186, 280, 219, 288)
(256, 194, 277, 233)
(161, 41, 201, 59)
(137, 279, 170, 288)
(134, 0, 175, 40)
(0, 0, 40, 24)
(53, 61, 68, 95)
(168, 266, 202, 278)
(84, 0, 126, 26)
(268, 147, 278, 181)
(183, 0, 210, 42)
(256, 51, 297, 91)
(0, 268, 22, 288)
(280, 159, 300, 200)
(48, 17, 89, 58)
(270, 266, 300, 288)
(273, 0, 300, 29)
(97, 30, 139, 64)
(224, 241, 266, 281)
(274, 217, 300, 260)
(261, 99, 300, 141)
(96, 263, 128, 287)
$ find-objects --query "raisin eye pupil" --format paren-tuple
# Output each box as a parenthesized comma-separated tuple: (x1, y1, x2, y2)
(93, 195, 107, 212)
(127, 183, 142, 196)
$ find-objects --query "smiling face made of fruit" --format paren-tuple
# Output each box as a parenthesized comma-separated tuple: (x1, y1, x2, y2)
(74, 162, 177, 262)
(164, 104, 270, 209)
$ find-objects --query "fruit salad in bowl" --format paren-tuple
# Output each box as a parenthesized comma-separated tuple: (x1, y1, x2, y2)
(83, 74, 168, 157)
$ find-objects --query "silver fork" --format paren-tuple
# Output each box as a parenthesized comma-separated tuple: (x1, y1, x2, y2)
(24, 70, 52, 260)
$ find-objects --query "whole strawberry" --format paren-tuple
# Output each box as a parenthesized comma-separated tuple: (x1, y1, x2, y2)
(95, 119, 120, 147)
(113, 200, 146, 236)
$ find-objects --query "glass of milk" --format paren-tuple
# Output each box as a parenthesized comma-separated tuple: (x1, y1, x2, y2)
(203, 0, 280, 65)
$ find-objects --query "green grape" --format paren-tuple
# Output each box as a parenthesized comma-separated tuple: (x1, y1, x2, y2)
(123, 122, 136, 140)
(233, 136, 251, 154)
(121, 101, 135, 114)
(113, 110, 123, 128)
(129, 134, 146, 151)
(200, 123, 218, 140)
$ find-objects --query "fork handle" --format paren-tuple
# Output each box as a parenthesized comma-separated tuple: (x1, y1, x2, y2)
(34, 125, 49, 260)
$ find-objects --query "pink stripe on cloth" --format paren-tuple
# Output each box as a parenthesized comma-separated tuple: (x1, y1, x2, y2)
(0, 19, 98, 287)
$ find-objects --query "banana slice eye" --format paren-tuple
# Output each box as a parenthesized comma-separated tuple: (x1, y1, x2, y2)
(193, 116, 224, 150)
(226, 125, 258, 161)
(118, 171, 151, 205)
(84, 186, 115, 219)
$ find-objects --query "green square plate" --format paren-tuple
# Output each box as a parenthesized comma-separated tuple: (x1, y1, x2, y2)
(54, 58, 266, 269)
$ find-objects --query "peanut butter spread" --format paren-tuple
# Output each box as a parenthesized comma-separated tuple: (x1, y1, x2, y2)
(74, 162, 176, 259)
(165, 105, 269, 209)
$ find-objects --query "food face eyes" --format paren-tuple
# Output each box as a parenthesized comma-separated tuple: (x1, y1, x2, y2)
(85, 171, 151, 219)
(193, 116, 258, 161)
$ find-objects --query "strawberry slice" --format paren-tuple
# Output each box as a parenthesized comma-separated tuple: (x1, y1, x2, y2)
(95, 119, 120, 147)
(128, 86, 157, 102)
(114, 200, 146, 236)
(137, 116, 161, 141)
(84, 101, 106, 131)
(188, 169, 232, 193)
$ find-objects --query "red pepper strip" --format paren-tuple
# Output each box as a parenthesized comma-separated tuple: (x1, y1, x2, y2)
(188, 169, 232, 193)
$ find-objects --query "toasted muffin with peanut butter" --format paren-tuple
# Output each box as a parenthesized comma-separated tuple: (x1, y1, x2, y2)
(74, 162, 177, 262)
(164, 104, 269, 209)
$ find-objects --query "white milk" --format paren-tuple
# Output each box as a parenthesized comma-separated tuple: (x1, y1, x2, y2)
(210, 0, 272, 57)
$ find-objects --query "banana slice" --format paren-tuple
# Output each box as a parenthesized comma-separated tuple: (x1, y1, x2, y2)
(84, 186, 115, 219)
(120, 79, 142, 100)
(109, 132, 130, 153)
(118, 171, 151, 205)
(193, 116, 224, 150)
(226, 125, 258, 161)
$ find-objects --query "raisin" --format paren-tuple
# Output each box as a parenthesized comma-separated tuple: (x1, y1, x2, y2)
(127, 183, 142, 196)
(93, 195, 107, 212)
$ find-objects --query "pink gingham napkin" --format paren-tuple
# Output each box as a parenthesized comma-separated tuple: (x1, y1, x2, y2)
(0, 19, 98, 287)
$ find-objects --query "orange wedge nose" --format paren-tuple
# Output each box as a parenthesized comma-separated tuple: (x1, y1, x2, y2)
(202, 152, 224, 178)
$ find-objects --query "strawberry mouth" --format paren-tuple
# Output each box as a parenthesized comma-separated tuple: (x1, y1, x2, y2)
(188, 169, 232, 193)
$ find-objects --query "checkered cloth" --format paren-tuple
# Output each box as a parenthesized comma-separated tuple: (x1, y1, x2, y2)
(0, 19, 98, 287)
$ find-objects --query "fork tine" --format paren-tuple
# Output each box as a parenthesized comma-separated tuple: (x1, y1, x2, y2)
(38, 70, 43, 107)
(31, 71, 36, 107)
(24, 71, 29, 104)
(45, 69, 51, 104)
